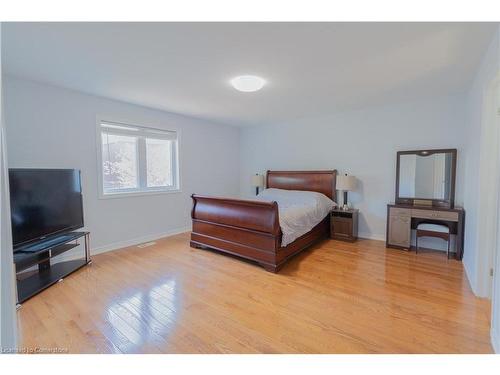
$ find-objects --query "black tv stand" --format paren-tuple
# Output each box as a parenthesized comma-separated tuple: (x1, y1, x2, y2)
(14, 231, 90, 305)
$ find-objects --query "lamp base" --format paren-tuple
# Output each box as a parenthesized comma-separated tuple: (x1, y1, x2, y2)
(343, 191, 349, 210)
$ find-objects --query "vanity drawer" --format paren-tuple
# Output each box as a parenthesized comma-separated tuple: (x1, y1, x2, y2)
(389, 207, 411, 218)
(411, 209, 459, 222)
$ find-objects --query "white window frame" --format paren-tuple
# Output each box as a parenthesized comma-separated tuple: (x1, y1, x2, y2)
(96, 117, 181, 199)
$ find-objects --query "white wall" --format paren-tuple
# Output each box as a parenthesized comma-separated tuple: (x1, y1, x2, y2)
(494, 186, 500, 353)
(4, 76, 240, 252)
(240, 94, 466, 242)
(0, 23, 18, 351)
(492, 74, 500, 353)
(463, 28, 500, 298)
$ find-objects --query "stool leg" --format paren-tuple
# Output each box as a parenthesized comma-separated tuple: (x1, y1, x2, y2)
(447, 236, 450, 259)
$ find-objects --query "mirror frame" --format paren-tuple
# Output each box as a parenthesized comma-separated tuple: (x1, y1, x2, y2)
(395, 148, 457, 208)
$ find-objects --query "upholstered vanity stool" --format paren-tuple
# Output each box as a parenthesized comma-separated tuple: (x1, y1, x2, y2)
(415, 223, 451, 258)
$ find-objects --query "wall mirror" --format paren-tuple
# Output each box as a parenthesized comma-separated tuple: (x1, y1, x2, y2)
(396, 149, 457, 208)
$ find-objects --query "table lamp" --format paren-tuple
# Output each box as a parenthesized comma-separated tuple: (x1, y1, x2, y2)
(336, 174, 356, 210)
(251, 174, 264, 195)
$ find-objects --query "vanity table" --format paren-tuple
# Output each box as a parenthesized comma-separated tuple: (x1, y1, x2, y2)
(386, 204, 465, 259)
(386, 149, 465, 260)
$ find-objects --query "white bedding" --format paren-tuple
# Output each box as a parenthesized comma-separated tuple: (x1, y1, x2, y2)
(256, 188, 336, 246)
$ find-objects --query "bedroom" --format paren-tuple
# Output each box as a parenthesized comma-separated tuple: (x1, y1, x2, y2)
(1, 1, 500, 371)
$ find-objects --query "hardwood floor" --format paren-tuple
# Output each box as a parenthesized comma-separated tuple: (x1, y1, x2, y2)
(17, 233, 492, 353)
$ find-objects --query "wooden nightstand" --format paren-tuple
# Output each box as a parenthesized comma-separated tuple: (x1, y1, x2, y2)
(330, 208, 358, 242)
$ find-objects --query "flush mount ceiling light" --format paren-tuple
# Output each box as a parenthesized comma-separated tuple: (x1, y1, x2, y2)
(230, 75, 266, 92)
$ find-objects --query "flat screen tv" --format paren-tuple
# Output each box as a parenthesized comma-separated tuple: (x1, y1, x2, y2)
(9, 169, 84, 250)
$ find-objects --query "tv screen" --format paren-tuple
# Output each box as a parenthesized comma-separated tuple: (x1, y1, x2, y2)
(9, 169, 84, 249)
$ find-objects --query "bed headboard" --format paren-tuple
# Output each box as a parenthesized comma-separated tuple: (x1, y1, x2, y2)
(266, 170, 337, 201)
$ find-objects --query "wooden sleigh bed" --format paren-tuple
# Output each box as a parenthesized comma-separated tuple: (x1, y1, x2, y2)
(190, 170, 337, 272)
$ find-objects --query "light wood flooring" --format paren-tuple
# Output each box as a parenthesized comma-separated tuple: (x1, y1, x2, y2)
(17, 233, 492, 353)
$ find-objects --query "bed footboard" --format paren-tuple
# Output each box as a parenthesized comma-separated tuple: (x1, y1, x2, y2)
(190, 194, 282, 271)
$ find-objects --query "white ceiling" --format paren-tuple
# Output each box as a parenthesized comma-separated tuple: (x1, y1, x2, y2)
(2, 22, 497, 127)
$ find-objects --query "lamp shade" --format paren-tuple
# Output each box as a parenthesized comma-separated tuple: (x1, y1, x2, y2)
(251, 174, 265, 187)
(336, 175, 356, 191)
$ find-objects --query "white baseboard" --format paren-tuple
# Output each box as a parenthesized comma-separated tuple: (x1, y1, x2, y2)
(90, 226, 192, 256)
(492, 326, 499, 354)
(53, 226, 192, 263)
(463, 259, 479, 296)
(358, 232, 385, 242)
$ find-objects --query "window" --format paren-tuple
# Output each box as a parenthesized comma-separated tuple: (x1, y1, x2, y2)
(98, 121, 179, 197)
